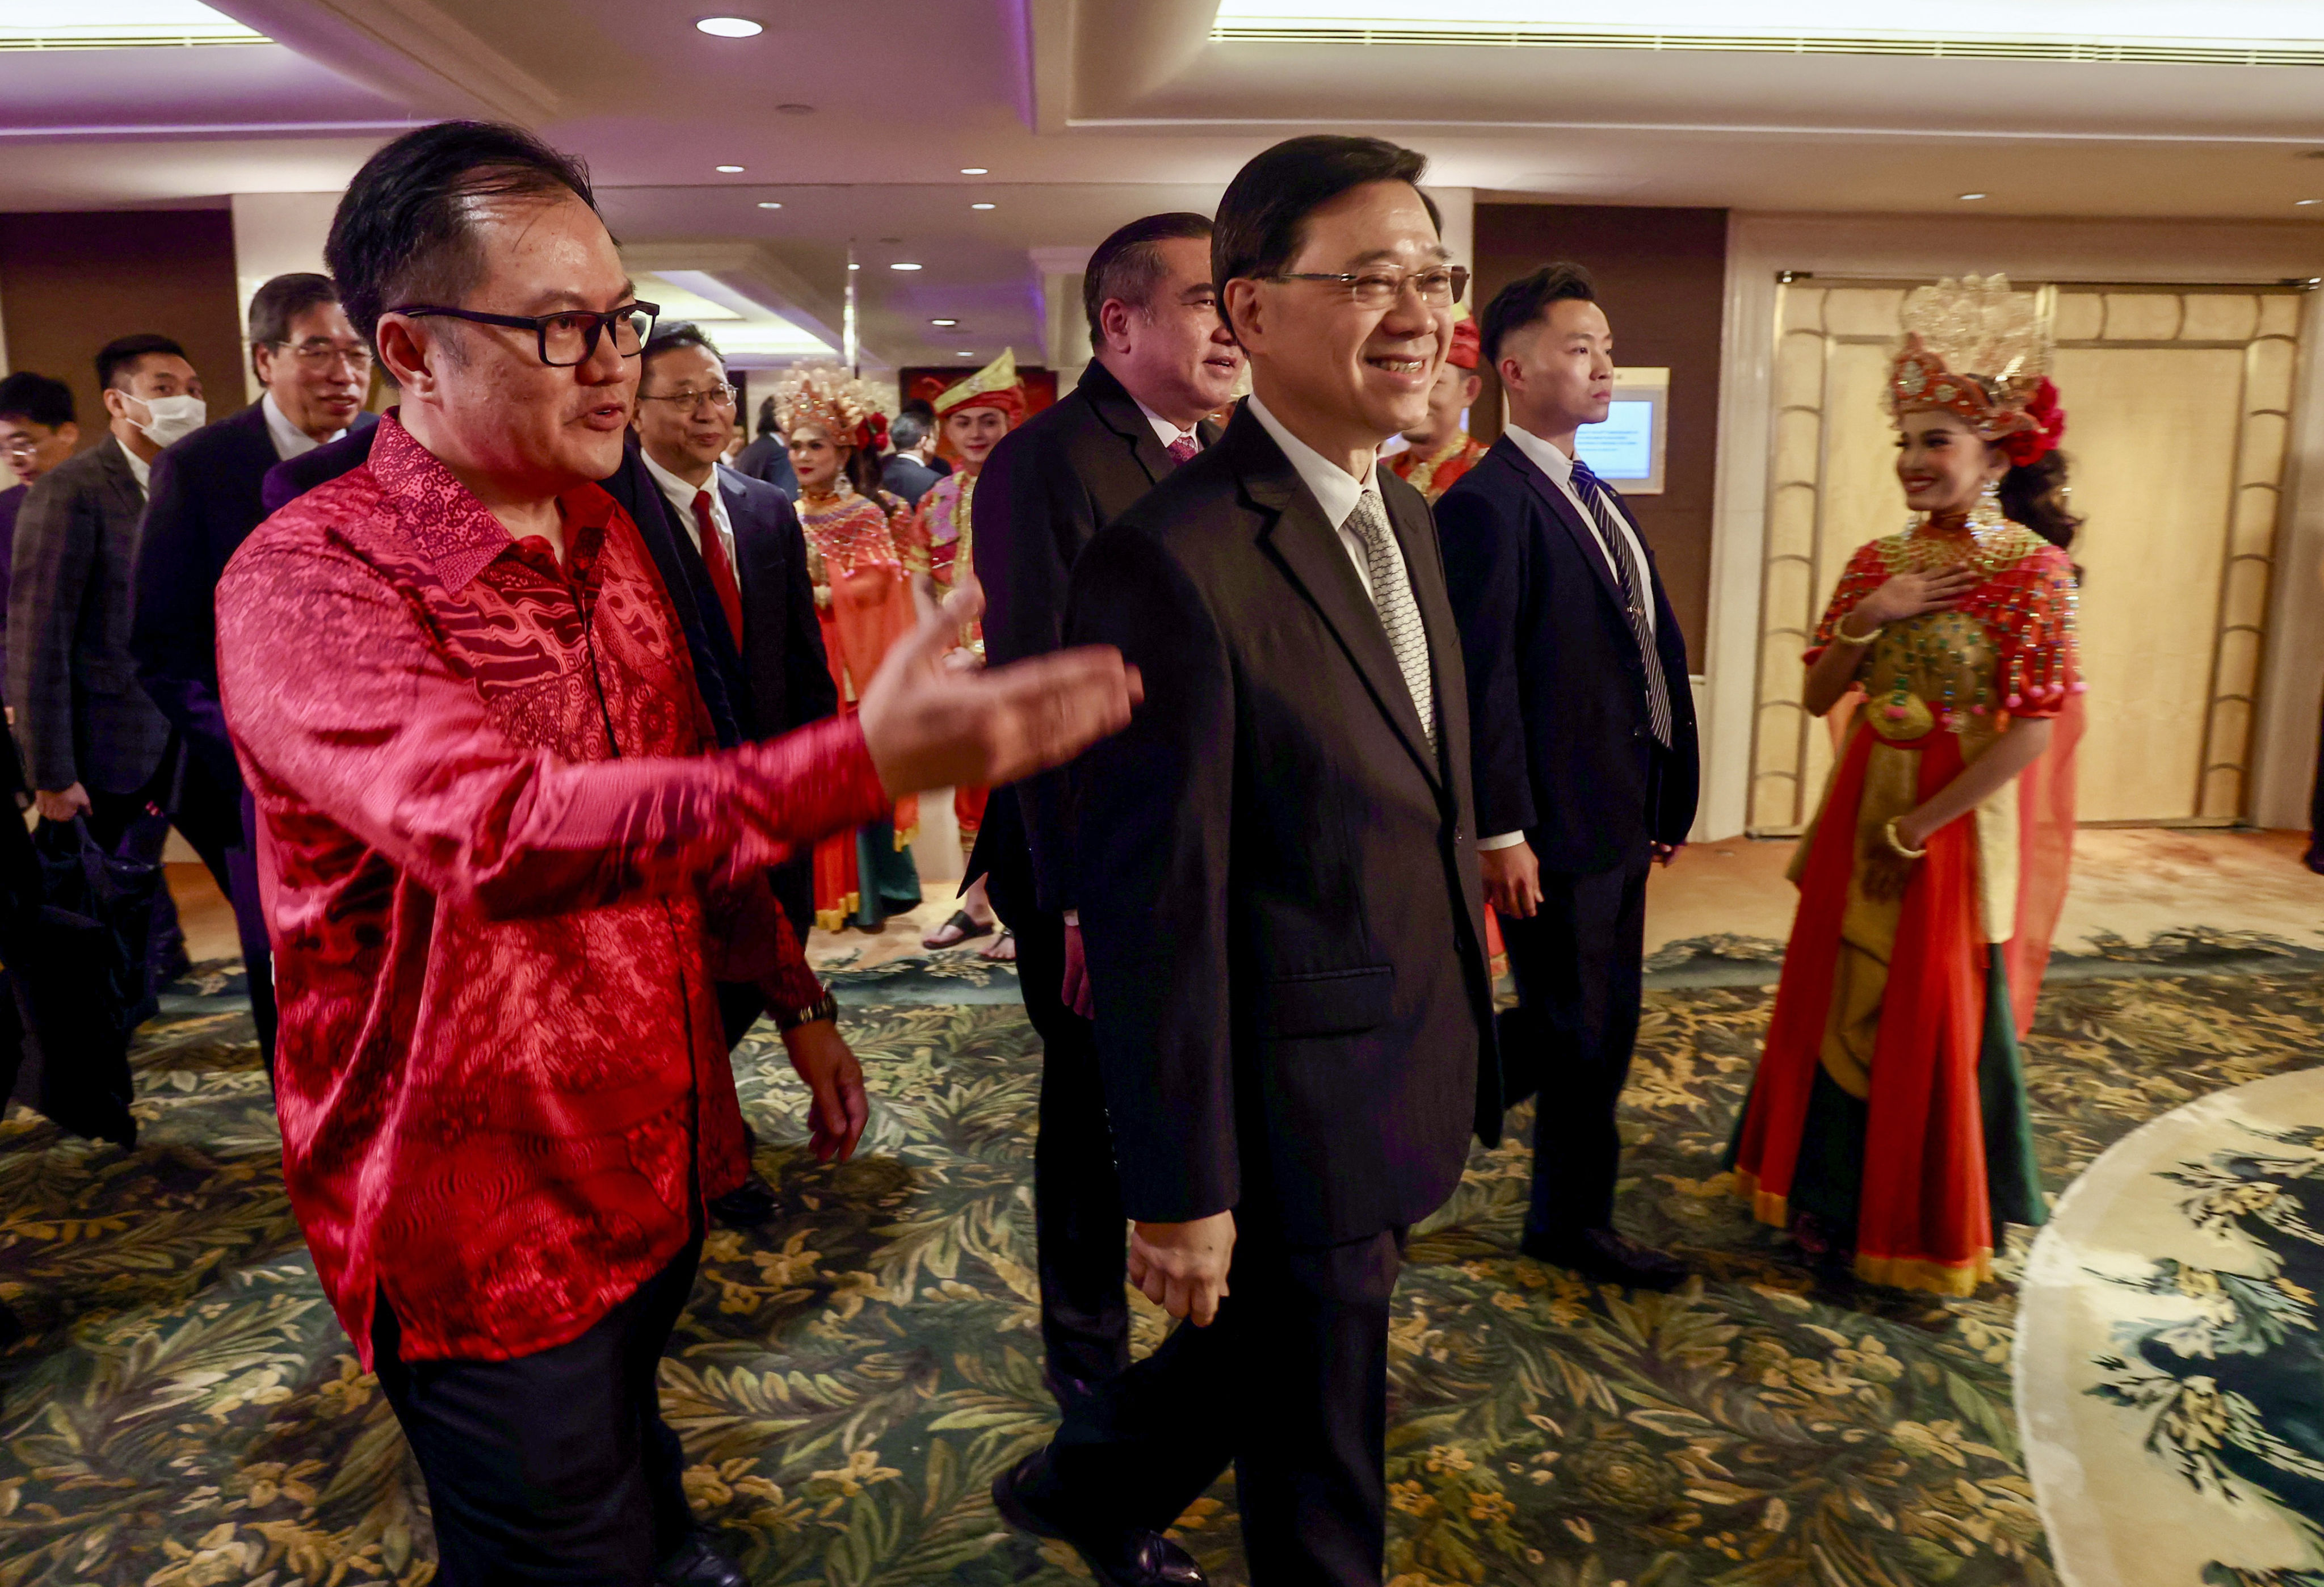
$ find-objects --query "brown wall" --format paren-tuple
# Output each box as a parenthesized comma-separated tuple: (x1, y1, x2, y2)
(0, 209, 244, 454)
(1472, 203, 1726, 661)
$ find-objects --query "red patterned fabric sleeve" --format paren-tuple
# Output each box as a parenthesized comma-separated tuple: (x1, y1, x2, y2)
(1804, 541, 1892, 665)
(220, 538, 889, 922)
(1982, 543, 2083, 718)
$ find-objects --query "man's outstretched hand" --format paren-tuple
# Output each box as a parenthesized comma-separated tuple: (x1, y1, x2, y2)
(858, 575, 1140, 798)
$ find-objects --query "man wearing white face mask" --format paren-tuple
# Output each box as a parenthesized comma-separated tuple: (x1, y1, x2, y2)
(7, 333, 204, 852)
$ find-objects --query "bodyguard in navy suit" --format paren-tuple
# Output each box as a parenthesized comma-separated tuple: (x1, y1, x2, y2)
(1438, 263, 1700, 1291)
(131, 275, 374, 1067)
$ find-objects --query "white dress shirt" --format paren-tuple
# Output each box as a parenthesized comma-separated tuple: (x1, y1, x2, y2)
(262, 391, 347, 463)
(639, 448, 741, 571)
(1478, 423, 1662, 853)
(1134, 397, 1201, 455)
(116, 434, 150, 498)
(1245, 393, 1411, 596)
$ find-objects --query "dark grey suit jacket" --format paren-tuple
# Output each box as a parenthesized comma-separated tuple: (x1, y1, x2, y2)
(970, 358, 1217, 917)
(1065, 406, 1502, 1248)
(6, 435, 172, 795)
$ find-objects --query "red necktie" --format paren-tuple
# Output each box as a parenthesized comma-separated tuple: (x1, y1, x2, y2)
(1167, 434, 1200, 464)
(691, 489, 745, 648)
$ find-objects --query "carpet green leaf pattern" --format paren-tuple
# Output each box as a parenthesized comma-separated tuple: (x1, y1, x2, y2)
(0, 936, 2318, 1586)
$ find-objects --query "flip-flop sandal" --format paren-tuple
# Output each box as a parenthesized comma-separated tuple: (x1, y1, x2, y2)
(923, 910, 994, 950)
(978, 929, 1018, 963)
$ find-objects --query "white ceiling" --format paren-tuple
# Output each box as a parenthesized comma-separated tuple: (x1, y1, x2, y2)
(2, 0, 2321, 369)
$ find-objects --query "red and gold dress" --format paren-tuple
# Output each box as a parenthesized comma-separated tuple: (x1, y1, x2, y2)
(1730, 517, 2083, 1295)
(898, 463, 993, 846)
(798, 481, 919, 929)
(1390, 431, 1487, 503)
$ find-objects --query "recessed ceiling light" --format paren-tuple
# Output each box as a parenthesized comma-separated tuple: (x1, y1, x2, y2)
(775, 103, 814, 115)
(757, 200, 783, 209)
(970, 203, 997, 211)
(890, 262, 923, 271)
(847, 262, 860, 271)
(959, 166, 988, 175)
(2298, 198, 2323, 206)
(715, 164, 745, 173)
(1958, 191, 1989, 200)
(958, 350, 975, 356)
(695, 16, 763, 37)
(930, 318, 959, 326)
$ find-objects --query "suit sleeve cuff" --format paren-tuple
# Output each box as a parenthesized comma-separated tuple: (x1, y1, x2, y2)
(1477, 830, 1528, 850)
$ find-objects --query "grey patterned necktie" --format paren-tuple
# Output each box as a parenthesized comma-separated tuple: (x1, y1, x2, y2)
(1567, 456, 1673, 749)
(1347, 488, 1436, 752)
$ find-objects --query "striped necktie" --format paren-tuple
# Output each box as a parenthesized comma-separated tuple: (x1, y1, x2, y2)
(1567, 456, 1672, 749)
(1347, 487, 1436, 752)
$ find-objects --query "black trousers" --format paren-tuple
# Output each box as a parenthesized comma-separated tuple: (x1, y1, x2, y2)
(1504, 847, 1653, 1237)
(1045, 1223, 1403, 1587)
(370, 1238, 701, 1586)
(1006, 901, 1131, 1394)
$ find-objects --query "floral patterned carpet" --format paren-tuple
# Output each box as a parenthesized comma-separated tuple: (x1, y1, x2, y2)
(0, 931, 2318, 1587)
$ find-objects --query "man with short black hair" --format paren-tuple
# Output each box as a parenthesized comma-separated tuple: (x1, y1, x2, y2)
(129, 272, 375, 1066)
(994, 139, 1499, 1587)
(0, 370, 78, 664)
(216, 118, 1133, 1587)
(969, 209, 1242, 1422)
(732, 393, 798, 494)
(1438, 262, 1700, 1290)
(881, 409, 940, 505)
(9, 334, 200, 843)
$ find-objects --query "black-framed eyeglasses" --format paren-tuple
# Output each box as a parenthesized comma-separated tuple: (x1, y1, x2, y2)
(1267, 266, 1468, 310)
(638, 382, 738, 414)
(386, 301, 661, 368)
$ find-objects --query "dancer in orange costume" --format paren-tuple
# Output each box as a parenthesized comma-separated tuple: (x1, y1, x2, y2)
(1730, 276, 2083, 1296)
(1388, 311, 1487, 504)
(775, 363, 922, 931)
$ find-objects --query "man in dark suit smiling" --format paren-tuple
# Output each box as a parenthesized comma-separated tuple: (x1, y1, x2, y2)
(969, 209, 1241, 1420)
(991, 136, 1500, 1587)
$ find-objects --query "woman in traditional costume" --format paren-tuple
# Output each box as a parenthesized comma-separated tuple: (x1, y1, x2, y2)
(1730, 275, 2084, 1296)
(903, 349, 1026, 959)
(776, 363, 923, 931)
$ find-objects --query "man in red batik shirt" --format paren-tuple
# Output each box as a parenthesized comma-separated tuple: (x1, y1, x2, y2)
(215, 120, 1134, 1587)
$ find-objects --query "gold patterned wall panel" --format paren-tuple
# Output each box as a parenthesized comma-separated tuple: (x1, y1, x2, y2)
(1749, 279, 2303, 833)
(2055, 345, 2243, 821)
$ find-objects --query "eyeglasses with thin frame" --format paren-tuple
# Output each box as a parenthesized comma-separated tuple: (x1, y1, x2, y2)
(269, 338, 374, 374)
(385, 301, 661, 368)
(638, 382, 738, 414)
(1267, 264, 1469, 310)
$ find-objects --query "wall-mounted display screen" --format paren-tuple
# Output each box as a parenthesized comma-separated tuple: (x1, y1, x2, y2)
(1573, 367, 1670, 494)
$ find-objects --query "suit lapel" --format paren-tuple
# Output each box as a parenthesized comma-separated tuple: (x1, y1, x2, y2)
(1233, 418, 1443, 791)
(96, 437, 144, 532)
(1083, 364, 1176, 486)
(1498, 438, 1625, 623)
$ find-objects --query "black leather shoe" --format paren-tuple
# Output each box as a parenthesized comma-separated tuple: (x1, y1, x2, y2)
(708, 1171, 784, 1230)
(991, 1451, 1205, 1587)
(655, 1529, 747, 1587)
(1522, 1227, 1688, 1292)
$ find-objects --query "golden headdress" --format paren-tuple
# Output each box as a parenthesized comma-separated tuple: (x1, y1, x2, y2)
(932, 347, 1025, 423)
(1886, 274, 2066, 464)
(773, 362, 889, 452)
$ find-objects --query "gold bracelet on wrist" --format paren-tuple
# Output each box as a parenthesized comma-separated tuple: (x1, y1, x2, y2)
(1883, 817, 1927, 860)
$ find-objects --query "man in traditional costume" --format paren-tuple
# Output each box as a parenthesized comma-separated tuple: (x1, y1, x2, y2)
(1388, 310, 1486, 502)
(908, 349, 1027, 956)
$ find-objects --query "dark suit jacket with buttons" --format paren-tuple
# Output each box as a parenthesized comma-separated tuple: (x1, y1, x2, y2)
(1435, 436, 1700, 876)
(133, 406, 383, 799)
(7, 435, 173, 795)
(970, 357, 1217, 918)
(717, 463, 837, 743)
(1064, 405, 1501, 1249)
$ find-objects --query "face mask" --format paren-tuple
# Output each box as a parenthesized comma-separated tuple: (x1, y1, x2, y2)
(129, 393, 206, 450)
